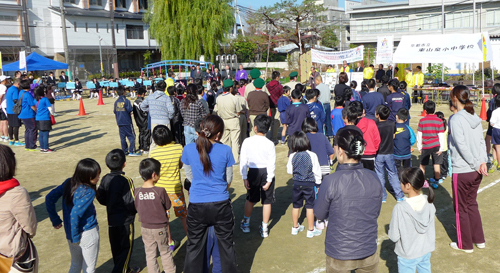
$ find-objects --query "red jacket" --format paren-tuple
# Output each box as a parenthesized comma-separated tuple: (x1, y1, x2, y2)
(266, 80, 283, 108)
(357, 117, 381, 156)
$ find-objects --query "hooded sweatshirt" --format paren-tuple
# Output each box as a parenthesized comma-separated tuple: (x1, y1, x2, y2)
(140, 91, 175, 126)
(449, 109, 488, 174)
(389, 194, 436, 259)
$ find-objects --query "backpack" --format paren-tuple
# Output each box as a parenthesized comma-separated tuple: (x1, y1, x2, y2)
(12, 91, 25, 115)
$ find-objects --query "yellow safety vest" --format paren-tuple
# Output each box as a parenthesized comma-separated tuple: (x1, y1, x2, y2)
(363, 67, 374, 79)
(405, 72, 414, 87)
(413, 72, 424, 87)
(340, 66, 350, 73)
(326, 68, 335, 73)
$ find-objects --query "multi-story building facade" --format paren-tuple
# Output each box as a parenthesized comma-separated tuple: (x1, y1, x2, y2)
(0, 0, 29, 64)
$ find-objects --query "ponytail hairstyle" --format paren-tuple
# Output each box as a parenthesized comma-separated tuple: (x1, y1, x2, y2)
(451, 85, 474, 115)
(196, 115, 225, 175)
(335, 128, 365, 161)
(64, 158, 101, 206)
(182, 83, 199, 109)
(435, 111, 447, 132)
(400, 167, 434, 203)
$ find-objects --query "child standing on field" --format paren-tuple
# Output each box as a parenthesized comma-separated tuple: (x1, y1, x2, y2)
(302, 117, 334, 177)
(389, 167, 436, 273)
(114, 86, 141, 156)
(133, 88, 150, 154)
(435, 111, 449, 179)
(240, 114, 276, 238)
(97, 149, 139, 273)
(331, 95, 345, 136)
(306, 89, 326, 134)
(394, 108, 416, 175)
(135, 158, 176, 273)
(149, 125, 186, 251)
(287, 131, 322, 238)
(278, 86, 291, 144)
(488, 95, 500, 173)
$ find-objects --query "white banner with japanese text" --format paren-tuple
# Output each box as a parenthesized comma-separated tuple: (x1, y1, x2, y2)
(311, 46, 364, 65)
(19, 51, 26, 70)
(376, 36, 394, 64)
(393, 32, 493, 63)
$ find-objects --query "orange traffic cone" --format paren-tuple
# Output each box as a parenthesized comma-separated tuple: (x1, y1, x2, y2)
(419, 95, 429, 116)
(77, 98, 88, 116)
(97, 90, 105, 106)
(480, 97, 487, 121)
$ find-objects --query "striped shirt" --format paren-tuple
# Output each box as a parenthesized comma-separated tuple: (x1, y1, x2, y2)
(150, 143, 183, 193)
(417, 114, 444, 149)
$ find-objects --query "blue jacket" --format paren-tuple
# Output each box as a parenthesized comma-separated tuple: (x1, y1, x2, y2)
(140, 91, 174, 125)
(394, 123, 416, 159)
(386, 92, 405, 122)
(362, 91, 385, 120)
(331, 107, 345, 135)
(45, 179, 98, 243)
(113, 96, 133, 126)
(308, 102, 326, 133)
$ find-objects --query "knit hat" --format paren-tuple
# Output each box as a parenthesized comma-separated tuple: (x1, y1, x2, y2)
(289, 71, 298, 78)
(223, 79, 233, 88)
(250, 69, 261, 79)
(254, 78, 265, 89)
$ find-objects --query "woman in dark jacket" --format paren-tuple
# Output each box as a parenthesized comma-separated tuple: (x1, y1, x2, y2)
(333, 72, 349, 98)
(314, 128, 383, 272)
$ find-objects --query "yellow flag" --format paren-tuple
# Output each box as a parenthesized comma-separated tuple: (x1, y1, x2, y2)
(482, 34, 487, 62)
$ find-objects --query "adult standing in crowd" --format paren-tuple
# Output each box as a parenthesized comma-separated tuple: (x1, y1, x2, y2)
(182, 115, 237, 273)
(0, 75, 10, 143)
(235, 65, 248, 81)
(223, 65, 232, 81)
(326, 65, 335, 73)
(363, 64, 374, 80)
(212, 68, 222, 86)
(333, 72, 349, 98)
(315, 75, 333, 138)
(308, 67, 320, 89)
(413, 66, 425, 103)
(180, 84, 207, 145)
(214, 79, 243, 163)
(245, 69, 268, 100)
(46, 72, 56, 86)
(340, 61, 350, 73)
(315, 128, 382, 272)
(18, 80, 37, 151)
(376, 64, 385, 83)
(448, 85, 488, 253)
(267, 71, 283, 142)
(355, 62, 364, 72)
(247, 78, 269, 137)
(405, 67, 414, 96)
(0, 144, 38, 272)
(386, 65, 393, 79)
(59, 71, 69, 96)
(192, 65, 203, 82)
(140, 80, 175, 151)
(284, 71, 299, 90)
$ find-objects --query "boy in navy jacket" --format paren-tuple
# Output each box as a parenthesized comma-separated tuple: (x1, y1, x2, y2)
(114, 86, 140, 156)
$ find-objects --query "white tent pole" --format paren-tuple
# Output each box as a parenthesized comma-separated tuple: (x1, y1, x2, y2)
(482, 62, 485, 97)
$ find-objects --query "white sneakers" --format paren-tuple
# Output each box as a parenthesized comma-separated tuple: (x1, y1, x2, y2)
(291, 225, 305, 235)
(306, 227, 323, 238)
(450, 242, 473, 253)
(476, 243, 486, 249)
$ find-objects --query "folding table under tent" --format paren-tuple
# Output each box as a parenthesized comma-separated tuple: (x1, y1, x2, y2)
(2, 52, 69, 72)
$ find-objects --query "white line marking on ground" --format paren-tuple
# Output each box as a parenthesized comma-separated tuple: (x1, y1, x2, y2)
(306, 267, 326, 273)
(477, 178, 500, 194)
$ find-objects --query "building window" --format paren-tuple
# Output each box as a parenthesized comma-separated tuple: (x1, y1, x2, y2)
(85, 23, 88, 32)
(487, 9, 500, 26)
(64, 0, 76, 3)
(89, 0, 102, 5)
(0, 15, 17, 21)
(74, 21, 77, 32)
(126, 25, 144, 39)
(445, 11, 474, 29)
(96, 23, 99, 32)
(139, 0, 148, 10)
(115, 0, 126, 8)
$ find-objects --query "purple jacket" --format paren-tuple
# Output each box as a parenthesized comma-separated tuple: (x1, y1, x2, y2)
(235, 69, 248, 81)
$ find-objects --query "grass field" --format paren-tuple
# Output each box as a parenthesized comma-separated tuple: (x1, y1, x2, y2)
(13, 96, 500, 273)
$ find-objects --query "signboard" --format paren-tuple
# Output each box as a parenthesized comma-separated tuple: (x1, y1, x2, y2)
(19, 51, 26, 70)
(376, 36, 394, 64)
(320, 72, 337, 90)
(350, 72, 364, 91)
(393, 32, 493, 63)
(311, 46, 364, 65)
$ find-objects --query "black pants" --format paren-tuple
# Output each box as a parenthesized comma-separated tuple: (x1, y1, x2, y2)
(118, 125, 136, 154)
(137, 125, 150, 151)
(109, 223, 134, 273)
(441, 150, 449, 178)
(171, 121, 184, 146)
(184, 200, 237, 273)
(395, 158, 412, 176)
(361, 155, 376, 171)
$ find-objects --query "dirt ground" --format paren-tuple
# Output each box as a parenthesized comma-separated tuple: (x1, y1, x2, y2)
(12, 97, 500, 273)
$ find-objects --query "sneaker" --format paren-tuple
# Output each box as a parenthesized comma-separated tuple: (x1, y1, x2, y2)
(53, 113, 58, 117)
(169, 240, 179, 252)
(423, 180, 430, 188)
(8, 141, 14, 146)
(259, 225, 269, 238)
(382, 199, 387, 203)
(14, 141, 25, 147)
(142, 150, 149, 155)
(397, 198, 405, 202)
(127, 266, 141, 273)
(279, 140, 285, 145)
(450, 242, 473, 253)
(25, 148, 36, 152)
(489, 160, 498, 173)
(476, 243, 486, 249)
(316, 220, 325, 230)
(240, 220, 250, 233)
(306, 227, 322, 238)
(41, 149, 54, 153)
(291, 225, 304, 235)
(127, 152, 141, 157)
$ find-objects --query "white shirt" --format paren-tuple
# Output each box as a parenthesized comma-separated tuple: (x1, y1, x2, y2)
(240, 135, 276, 182)
(0, 84, 6, 110)
(491, 108, 500, 129)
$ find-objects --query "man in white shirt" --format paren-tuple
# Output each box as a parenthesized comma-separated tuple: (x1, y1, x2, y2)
(239, 114, 276, 238)
(0, 75, 11, 142)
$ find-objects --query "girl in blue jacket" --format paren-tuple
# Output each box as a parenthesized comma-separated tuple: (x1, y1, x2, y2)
(46, 158, 101, 273)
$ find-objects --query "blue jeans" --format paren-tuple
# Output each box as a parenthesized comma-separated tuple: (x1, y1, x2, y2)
(184, 126, 198, 145)
(39, 130, 49, 150)
(323, 102, 333, 137)
(398, 253, 431, 273)
(375, 154, 404, 200)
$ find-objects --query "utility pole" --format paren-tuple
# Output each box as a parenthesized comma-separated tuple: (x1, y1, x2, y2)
(234, 0, 237, 37)
(441, 0, 444, 83)
(110, 1, 119, 79)
(21, 0, 31, 54)
(265, 21, 270, 80)
(472, 0, 476, 86)
(60, 0, 71, 80)
(98, 36, 103, 77)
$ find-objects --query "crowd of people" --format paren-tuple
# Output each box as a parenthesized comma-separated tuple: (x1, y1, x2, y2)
(0, 63, 494, 273)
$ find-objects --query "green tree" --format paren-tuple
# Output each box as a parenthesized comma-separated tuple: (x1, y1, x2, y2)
(145, 0, 234, 62)
(143, 50, 151, 65)
(320, 26, 339, 49)
(230, 36, 258, 62)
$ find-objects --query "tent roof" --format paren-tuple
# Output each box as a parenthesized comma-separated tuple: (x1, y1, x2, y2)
(2, 52, 68, 72)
